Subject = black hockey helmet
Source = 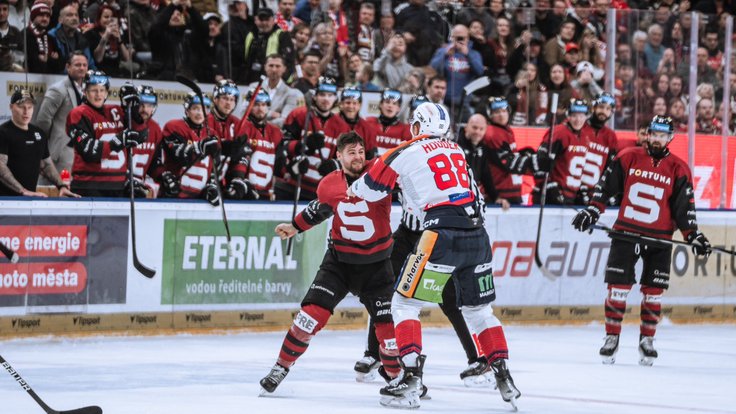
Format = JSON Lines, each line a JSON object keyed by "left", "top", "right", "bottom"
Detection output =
{"left": 245, "top": 88, "right": 271, "bottom": 105}
{"left": 137, "top": 85, "right": 158, "bottom": 107}
{"left": 315, "top": 76, "right": 338, "bottom": 95}
{"left": 648, "top": 115, "right": 674, "bottom": 135}
{"left": 83, "top": 70, "right": 110, "bottom": 91}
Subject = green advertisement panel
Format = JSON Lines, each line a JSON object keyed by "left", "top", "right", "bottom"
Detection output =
{"left": 161, "top": 219, "right": 328, "bottom": 304}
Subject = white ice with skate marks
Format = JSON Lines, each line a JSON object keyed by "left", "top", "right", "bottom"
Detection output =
{"left": 1, "top": 324, "right": 736, "bottom": 414}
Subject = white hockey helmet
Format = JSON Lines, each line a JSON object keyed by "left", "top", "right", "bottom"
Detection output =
{"left": 410, "top": 102, "right": 451, "bottom": 138}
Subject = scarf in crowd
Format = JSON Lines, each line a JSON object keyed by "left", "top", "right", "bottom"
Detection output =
{"left": 29, "top": 22, "right": 50, "bottom": 60}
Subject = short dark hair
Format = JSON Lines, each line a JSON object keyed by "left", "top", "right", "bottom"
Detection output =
{"left": 66, "top": 50, "right": 87, "bottom": 65}
{"left": 360, "top": 1, "right": 375, "bottom": 11}
{"left": 336, "top": 131, "right": 364, "bottom": 152}
{"left": 428, "top": 75, "right": 446, "bottom": 87}
{"left": 265, "top": 53, "right": 285, "bottom": 65}
{"left": 302, "top": 49, "right": 322, "bottom": 62}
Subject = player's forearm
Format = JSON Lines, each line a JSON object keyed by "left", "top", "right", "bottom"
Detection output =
{"left": 39, "top": 157, "right": 65, "bottom": 188}
{"left": 0, "top": 155, "right": 27, "bottom": 194}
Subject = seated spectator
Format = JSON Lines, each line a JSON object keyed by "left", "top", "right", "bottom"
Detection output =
{"left": 372, "top": 12, "right": 394, "bottom": 58}
{"left": 508, "top": 30, "right": 546, "bottom": 84}
{"left": 84, "top": 4, "right": 132, "bottom": 77}
{"left": 354, "top": 2, "right": 376, "bottom": 63}
{"left": 668, "top": 74, "right": 686, "bottom": 105}
{"left": 325, "top": 0, "right": 349, "bottom": 46}
{"left": 664, "top": 21, "right": 686, "bottom": 67}
{"left": 562, "top": 42, "right": 581, "bottom": 80}
{"left": 292, "top": 49, "right": 321, "bottom": 95}
{"left": 653, "top": 73, "right": 670, "bottom": 98}
{"left": 244, "top": 7, "right": 296, "bottom": 84}
{"left": 570, "top": 60, "right": 603, "bottom": 102}
{"left": 696, "top": 98, "right": 722, "bottom": 134}
{"left": 696, "top": 82, "right": 716, "bottom": 104}
{"left": 148, "top": 0, "right": 206, "bottom": 81}
{"left": 49, "top": 4, "right": 95, "bottom": 69}
{"left": 293, "top": 0, "right": 322, "bottom": 26}
{"left": 457, "top": 0, "right": 495, "bottom": 39}
{"left": 221, "top": 0, "right": 255, "bottom": 83}
{"left": 644, "top": 24, "right": 665, "bottom": 75}
{"left": 678, "top": 47, "right": 719, "bottom": 88}
{"left": 250, "top": 54, "right": 304, "bottom": 128}
{"left": 702, "top": 25, "right": 723, "bottom": 72}
{"left": 579, "top": 28, "right": 603, "bottom": 68}
{"left": 425, "top": 75, "right": 446, "bottom": 104}
{"left": 353, "top": 63, "right": 380, "bottom": 92}
{"left": 616, "top": 43, "right": 632, "bottom": 65}
{"left": 291, "top": 22, "right": 311, "bottom": 62}
{"left": 656, "top": 48, "right": 676, "bottom": 76}
{"left": 545, "top": 63, "right": 574, "bottom": 124}
{"left": 543, "top": 18, "right": 576, "bottom": 68}
{"left": 508, "top": 62, "right": 548, "bottom": 126}
{"left": 430, "top": 24, "right": 483, "bottom": 110}
{"left": 397, "top": 67, "right": 424, "bottom": 95}
{"left": 468, "top": 18, "right": 496, "bottom": 80}
{"left": 373, "top": 33, "right": 413, "bottom": 90}
{"left": 0, "top": 36, "right": 22, "bottom": 71}
{"left": 0, "top": 90, "right": 79, "bottom": 197}
{"left": 396, "top": 0, "right": 446, "bottom": 67}
{"left": 197, "top": 12, "right": 227, "bottom": 83}
{"left": 535, "top": 0, "right": 562, "bottom": 40}
{"left": 0, "top": 0, "right": 21, "bottom": 56}
{"left": 488, "top": 16, "right": 514, "bottom": 95}
{"left": 631, "top": 30, "right": 648, "bottom": 74}
{"left": 668, "top": 97, "right": 687, "bottom": 132}
{"left": 22, "top": 0, "right": 63, "bottom": 73}
{"left": 345, "top": 52, "right": 362, "bottom": 85}
{"left": 276, "top": 0, "right": 302, "bottom": 32}
{"left": 651, "top": 96, "right": 667, "bottom": 117}
{"left": 308, "top": 21, "right": 347, "bottom": 85}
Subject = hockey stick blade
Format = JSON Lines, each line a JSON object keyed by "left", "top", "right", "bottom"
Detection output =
{"left": 1, "top": 355, "right": 103, "bottom": 414}
{"left": 463, "top": 76, "right": 490, "bottom": 96}
{"left": 133, "top": 251, "right": 156, "bottom": 278}
{"left": 175, "top": 74, "right": 202, "bottom": 97}
{"left": 0, "top": 242, "right": 19, "bottom": 263}
{"left": 533, "top": 93, "right": 559, "bottom": 281}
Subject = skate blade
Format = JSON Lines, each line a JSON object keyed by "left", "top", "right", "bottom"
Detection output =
{"left": 356, "top": 369, "right": 378, "bottom": 383}
{"left": 259, "top": 387, "right": 273, "bottom": 397}
{"left": 379, "top": 393, "right": 420, "bottom": 409}
{"left": 600, "top": 355, "right": 616, "bottom": 365}
{"left": 638, "top": 356, "right": 655, "bottom": 366}
{"left": 508, "top": 396, "right": 519, "bottom": 412}
{"left": 463, "top": 373, "right": 494, "bottom": 388}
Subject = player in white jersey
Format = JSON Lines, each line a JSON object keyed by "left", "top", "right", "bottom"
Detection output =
{"left": 348, "top": 103, "right": 520, "bottom": 410}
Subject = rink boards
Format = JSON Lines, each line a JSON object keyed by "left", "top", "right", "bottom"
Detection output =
{"left": 0, "top": 199, "right": 734, "bottom": 336}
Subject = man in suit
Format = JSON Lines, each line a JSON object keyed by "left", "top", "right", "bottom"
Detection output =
{"left": 248, "top": 53, "right": 303, "bottom": 128}
{"left": 33, "top": 51, "right": 88, "bottom": 185}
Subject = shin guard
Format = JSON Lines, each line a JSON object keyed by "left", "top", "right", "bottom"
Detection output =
{"left": 605, "top": 284, "right": 632, "bottom": 335}
{"left": 374, "top": 322, "right": 401, "bottom": 378}
{"left": 277, "top": 304, "right": 331, "bottom": 368}
{"left": 640, "top": 286, "right": 664, "bottom": 337}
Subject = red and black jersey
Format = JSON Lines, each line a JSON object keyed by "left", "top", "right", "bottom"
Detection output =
{"left": 483, "top": 123, "right": 525, "bottom": 200}
{"left": 591, "top": 146, "right": 698, "bottom": 240}
{"left": 131, "top": 118, "right": 164, "bottom": 181}
{"left": 365, "top": 116, "right": 411, "bottom": 156}
{"left": 161, "top": 118, "right": 211, "bottom": 199}
{"left": 235, "top": 119, "right": 283, "bottom": 199}
{"left": 323, "top": 113, "right": 377, "bottom": 159}
{"left": 537, "top": 122, "right": 592, "bottom": 200}
{"left": 280, "top": 106, "right": 333, "bottom": 195}
{"left": 66, "top": 103, "right": 126, "bottom": 191}
{"left": 293, "top": 161, "right": 393, "bottom": 264}
{"left": 207, "top": 112, "right": 240, "bottom": 142}
{"left": 581, "top": 123, "right": 618, "bottom": 188}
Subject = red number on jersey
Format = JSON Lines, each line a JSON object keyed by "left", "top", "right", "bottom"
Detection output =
{"left": 427, "top": 153, "right": 470, "bottom": 190}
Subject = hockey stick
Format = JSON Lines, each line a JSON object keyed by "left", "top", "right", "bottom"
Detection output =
{"left": 1, "top": 354, "right": 102, "bottom": 414}
{"left": 590, "top": 224, "right": 735, "bottom": 256}
{"left": 533, "top": 93, "right": 559, "bottom": 280}
{"left": 236, "top": 74, "right": 267, "bottom": 133}
{"left": 176, "top": 75, "right": 233, "bottom": 252}
{"left": 0, "top": 241, "right": 19, "bottom": 263}
{"left": 285, "top": 107, "right": 313, "bottom": 258}
{"left": 123, "top": 101, "right": 156, "bottom": 278}
{"left": 454, "top": 76, "right": 490, "bottom": 135}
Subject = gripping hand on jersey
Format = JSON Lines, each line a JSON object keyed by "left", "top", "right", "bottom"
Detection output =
{"left": 226, "top": 177, "right": 259, "bottom": 200}
{"left": 124, "top": 177, "right": 148, "bottom": 198}
{"left": 197, "top": 136, "right": 221, "bottom": 157}
{"left": 288, "top": 155, "right": 309, "bottom": 176}
{"left": 160, "top": 171, "right": 180, "bottom": 197}
{"left": 204, "top": 181, "right": 221, "bottom": 206}
{"left": 687, "top": 230, "right": 712, "bottom": 258}
{"left": 572, "top": 205, "right": 600, "bottom": 232}
{"left": 305, "top": 131, "right": 325, "bottom": 154}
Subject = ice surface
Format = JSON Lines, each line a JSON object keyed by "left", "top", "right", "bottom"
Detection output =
{"left": 1, "top": 323, "right": 735, "bottom": 414}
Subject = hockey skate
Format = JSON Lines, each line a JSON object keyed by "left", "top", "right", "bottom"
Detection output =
{"left": 490, "top": 359, "right": 521, "bottom": 412}
{"left": 460, "top": 357, "right": 494, "bottom": 387}
{"left": 379, "top": 355, "right": 425, "bottom": 409}
{"left": 354, "top": 355, "right": 381, "bottom": 382}
{"left": 378, "top": 366, "right": 430, "bottom": 400}
{"left": 259, "top": 364, "right": 289, "bottom": 395}
{"left": 600, "top": 334, "right": 620, "bottom": 365}
{"left": 638, "top": 335, "right": 658, "bottom": 366}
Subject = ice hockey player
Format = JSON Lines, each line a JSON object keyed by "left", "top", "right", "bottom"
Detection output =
{"left": 365, "top": 88, "right": 412, "bottom": 156}
{"left": 579, "top": 92, "right": 618, "bottom": 204}
{"left": 348, "top": 102, "right": 521, "bottom": 409}
{"left": 533, "top": 98, "right": 592, "bottom": 204}
{"left": 208, "top": 79, "right": 241, "bottom": 142}
{"left": 571, "top": 115, "right": 712, "bottom": 366}
{"left": 67, "top": 70, "right": 144, "bottom": 197}
{"left": 260, "top": 131, "right": 400, "bottom": 394}
{"left": 235, "top": 89, "right": 282, "bottom": 200}
{"left": 275, "top": 76, "right": 337, "bottom": 201}
{"left": 128, "top": 84, "right": 163, "bottom": 197}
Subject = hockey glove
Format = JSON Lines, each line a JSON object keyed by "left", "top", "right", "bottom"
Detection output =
{"left": 576, "top": 185, "right": 591, "bottom": 205}
{"left": 686, "top": 230, "right": 712, "bottom": 258}
{"left": 119, "top": 82, "right": 139, "bottom": 107}
{"left": 160, "top": 171, "right": 180, "bottom": 197}
{"left": 124, "top": 177, "right": 149, "bottom": 198}
{"left": 197, "top": 136, "right": 221, "bottom": 157}
{"left": 204, "top": 182, "right": 221, "bottom": 206}
{"left": 288, "top": 155, "right": 310, "bottom": 176}
{"left": 543, "top": 181, "right": 565, "bottom": 205}
{"left": 225, "top": 177, "right": 259, "bottom": 200}
{"left": 571, "top": 206, "right": 600, "bottom": 232}
{"left": 317, "top": 159, "right": 340, "bottom": 176}
{"left": 109, "top": 134, "right": 125, "bottom": 152}
{"left": 305, "top": 131, "right": 325, "bottom": 154}
{"left": 122, "top": 130, "right": 145, "bottom": 148}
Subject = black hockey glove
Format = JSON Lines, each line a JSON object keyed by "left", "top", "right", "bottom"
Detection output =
{"left": 122, "top": 130, "right": 145, "bottom": 148}
{"left": 204, "top": 182, "right": 221, "bottom": 206}
{"left": 686, "top": 230, "right": 712, "bottom": 258}
{"left": 571, "top": 205, "right": 600, "bottom": 232}
{"left": 119, "top": 82, "right": 139, "bottom": 107}
{"left": 317, "top": 159, "right": 340, "bottom": 176}
{"left": 288, "top": 155, "right": 310, "bottom": 176}
{"left": 160, "top": 171, "right": 180, "bottom": 197}
{"left": 543, "top": 181, "right": 565, "bottom": 205}
{"left": 108, "top": 134, "right": 125, "bottom": 152}
{"left": 305, "top": 131, "right": 325, "bottom": 154}
{"left": 124, "top": 177, "right": 148, "bottom": 198}
{"left": 197, "top": 136, "right": 221, "bottom": 157}
{"left": 225, "top": 177, "right": 259, "bottom": 200}
{"left": 576, "top": 184, "right": 591, "bottom": 205}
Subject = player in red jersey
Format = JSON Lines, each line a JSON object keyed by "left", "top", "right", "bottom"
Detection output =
{"left": 235, "top": 89, "right": 282, "bottom": 200}
{"left": 365, "top": 88, "right": 412, "bottom": 156}
{"left": 275, "top": 76, "right": 338, "bottom": 201}
{"left": 67, "top": 70, "right": 144, "bottom": 197}
{"left": 127, "top": 84, "right": 164, "bottom": 198}
{"left": 259, "top": 131, "right": 399, "bottom": 394}
{"left": 159, "top": 93, "right": 221, "bottom": 202}
{"left": 483, "top": 97, "right": 534, "bottom": 204}
{"left": 533, "top": 98, "right": 593, "bottom": 204}
{"left": 572, "top": 115, "right": 712, "bottom": 366}
{"left": 579, "top": 92, "right": 619, "bottom": 204}
{"left": 207, "top": 79, "right": 240, "bottom": 142}
{"left": 319, "top": 87, "right": 378, "bottom": 176}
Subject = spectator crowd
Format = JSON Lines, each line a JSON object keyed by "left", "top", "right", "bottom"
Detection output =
{"left": 1, "top": 0, "right": 735, "bottom": 205}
